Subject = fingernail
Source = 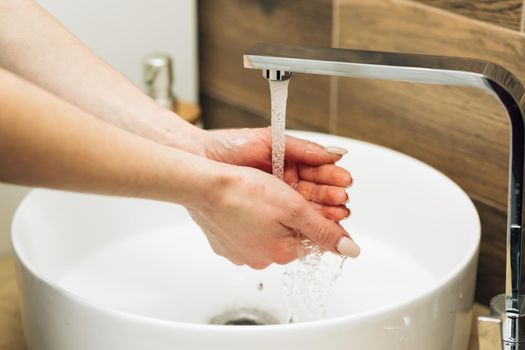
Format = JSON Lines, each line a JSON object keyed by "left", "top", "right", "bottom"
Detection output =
{"left": 342, "top": 191, "right": 349, "bottom": 205}
{"left": 336, "top": 236, "right": 360, "bottom": 258}
{"left": 346, "top": 177, "right": 354, "bottom": 188}
{"left": 325, "top": 146, "right": 348, "bottom": 155}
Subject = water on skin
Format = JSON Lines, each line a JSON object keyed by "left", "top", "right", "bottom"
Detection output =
{"left": 269, "top": 79, "right": 347, "bottom": 322}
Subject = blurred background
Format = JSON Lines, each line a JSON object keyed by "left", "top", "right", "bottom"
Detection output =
{"left": 2, "top": 0, "right": 525, "bottom": 306}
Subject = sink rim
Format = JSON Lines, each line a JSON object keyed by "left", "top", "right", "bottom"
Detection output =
{"left": 11, "top": 130, "right": 481, "bottom": 331}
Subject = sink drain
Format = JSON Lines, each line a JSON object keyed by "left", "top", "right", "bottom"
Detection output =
{"left": 209, "top": 308, "right": 280, "bottom": 326}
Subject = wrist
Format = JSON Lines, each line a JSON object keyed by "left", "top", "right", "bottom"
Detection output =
{"left": 174, "top": 152, "right": 232, "bottom": 209}
{"left": 133, "top": 107, "right": 209, "bottom": 156}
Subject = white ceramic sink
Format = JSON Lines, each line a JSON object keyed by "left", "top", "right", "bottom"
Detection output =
{"left": 12, "top": 131, "right": 480, "bottom": 350}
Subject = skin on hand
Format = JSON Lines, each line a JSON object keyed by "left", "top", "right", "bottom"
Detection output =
{"left": 204, "top": 127, "right": 353, "bottom": 221}
{"left": 186, "top": 164, "right": 360, "bottom": 270}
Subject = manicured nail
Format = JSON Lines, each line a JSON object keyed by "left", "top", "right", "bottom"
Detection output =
{"left": 336, "top": 236, "right": 360, "bottom": 258}
{"left": 342, "top": 191, "right": 349, "bottom": 204}
{"left": 325, "top": 146, "right": 348, "bottom": 155}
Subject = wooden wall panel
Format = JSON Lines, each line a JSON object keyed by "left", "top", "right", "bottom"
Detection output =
{"left": 474, "top": 199, "right": 506, "bottom": 304}
{"left": 336, "top": 0, "right": 525, "bottom": 302}
{"left": 413, "top": 0, "right": 523, "bottom": 31}
{"left": 336, "top": 81, "right": 509, "bottom": 209}
{"left": 336, "top": 0, "right": 525, "bottom": 208}
{"left": 201, "top": 93, "right": 322, "bottom": 131}
{"left": 0, "top": 257, "right": 25, "bottom": 350}
{"left": 198, "top": 0, "right": 334, "bottom": 131}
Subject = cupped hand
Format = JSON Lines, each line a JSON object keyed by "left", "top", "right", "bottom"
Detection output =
{"left": 186, "top": 164, "right": 360, "bottom": 269}
{"left": 204, "top": 127, "right": 353, "bottom": 221}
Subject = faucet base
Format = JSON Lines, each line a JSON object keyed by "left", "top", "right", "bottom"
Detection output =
{"left": 479, "top": 294, "right": 525, "bottom": 349}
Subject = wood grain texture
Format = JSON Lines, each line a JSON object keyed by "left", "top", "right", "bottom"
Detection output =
{"left": 470, "top": 303, "right": 490, "bottom": 350}
{"left": 336, "top": 0, "right": 525, "bottom": 209}
{"left": 336, "top": 80, "right": 509, "bottom": 209}
{"left": 201, "top": 93, "right": 323, "bottom": 131}
{"left": 202, "top": 94, "right": 269, "bottom": 129}
{"left": 336, "top": 0, "right": 525, "bottom": 303}
{"left": 198, "top": 0, "right": 334, "bottom": 131}
{"left": 413, "top": 0, "right": 523, "bottom": 31}
{"left": 0, "top": 256, "right": 26, "bottom": 350}
{"left": 474, "top": 198, "right": 506, "bottom": 304}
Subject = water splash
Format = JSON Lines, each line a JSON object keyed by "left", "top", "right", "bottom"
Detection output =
{"left": 268, "top": 79, "right": 347, "bottom": 322}
{"left": 283, "top": 240, "right": 347, "bottom": 322}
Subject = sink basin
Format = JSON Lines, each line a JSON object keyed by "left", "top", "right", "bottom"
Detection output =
{"left": 12, "top": 131, "right": 480, "bottom": 350}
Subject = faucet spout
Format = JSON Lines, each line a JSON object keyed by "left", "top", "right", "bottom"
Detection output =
{"left": 263, "top": 69, "right": 291, "bottom": 81}
{"left": 244, "top": 43, "right": 525, "bottom": 347}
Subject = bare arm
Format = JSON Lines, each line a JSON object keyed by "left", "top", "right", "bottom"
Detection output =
{"left": 0, "top": 0, "right": 205, "bottom": 154}
{"left": 0, "top": 67, "right": 214, "bottom": 204}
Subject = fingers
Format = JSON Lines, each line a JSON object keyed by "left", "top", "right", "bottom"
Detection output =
{"left": 285, "top": 202, "right": 360, "bottom": 258}
{"left": 298, "top": 164, "right": 352, "bottom": 187}
{"left": 241, "top": 238, "right": 301, "bottom": 269}
{"left": 206, "top": 237, "right": 245, "bottom": 266}
{"left": 285, "top": 135, "right": 348, "bottom": 166}
{"left": 270, "top": 234, "right": 305, "bottom": 265}
{"left": 295, "top": 180, "right": 349, "bottom": 206}
{"left": 308, "top": 201, "right": 350, "bottom": 221}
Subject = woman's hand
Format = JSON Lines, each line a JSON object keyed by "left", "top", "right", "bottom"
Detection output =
{"left": 186, "top": 163, "right": 360, "bottom": 269}
{"left": 204, "top": 127, "right": 353, "bottom": 221}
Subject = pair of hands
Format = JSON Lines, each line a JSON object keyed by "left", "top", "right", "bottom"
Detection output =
{"left": 186, "top": 127, "right": 360, "bottom": 269}
{"left": 0, "top": 0, "right": 357, "bottom": 268}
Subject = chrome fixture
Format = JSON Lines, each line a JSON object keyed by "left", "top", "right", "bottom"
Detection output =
{"left": 263, "top": 68, "right": 291, "bottom": 81}
{"left": 244, "top": 43, "right": 525, "bottom": 349}
{"left": 143, "top": 53, "right": 177, "bottom": 110}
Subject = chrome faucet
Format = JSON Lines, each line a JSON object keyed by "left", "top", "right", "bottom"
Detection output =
{"left": 244, "top": 43, "right": 525, "bottom": 349}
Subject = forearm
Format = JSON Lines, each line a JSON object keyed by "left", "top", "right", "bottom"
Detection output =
{"left": 0, "top": 0, "right": 207, "bottom": 154}
{"left": 0, "top": 67, "right": 220, "bottom": 206}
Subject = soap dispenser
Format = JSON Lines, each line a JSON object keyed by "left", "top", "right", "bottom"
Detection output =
{"left": 143, "top": 53, "right": 201, "bottom": 125}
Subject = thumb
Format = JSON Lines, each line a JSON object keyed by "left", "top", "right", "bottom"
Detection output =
{"left": 285, "top": 202, "right": 360, "bottom": 258}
